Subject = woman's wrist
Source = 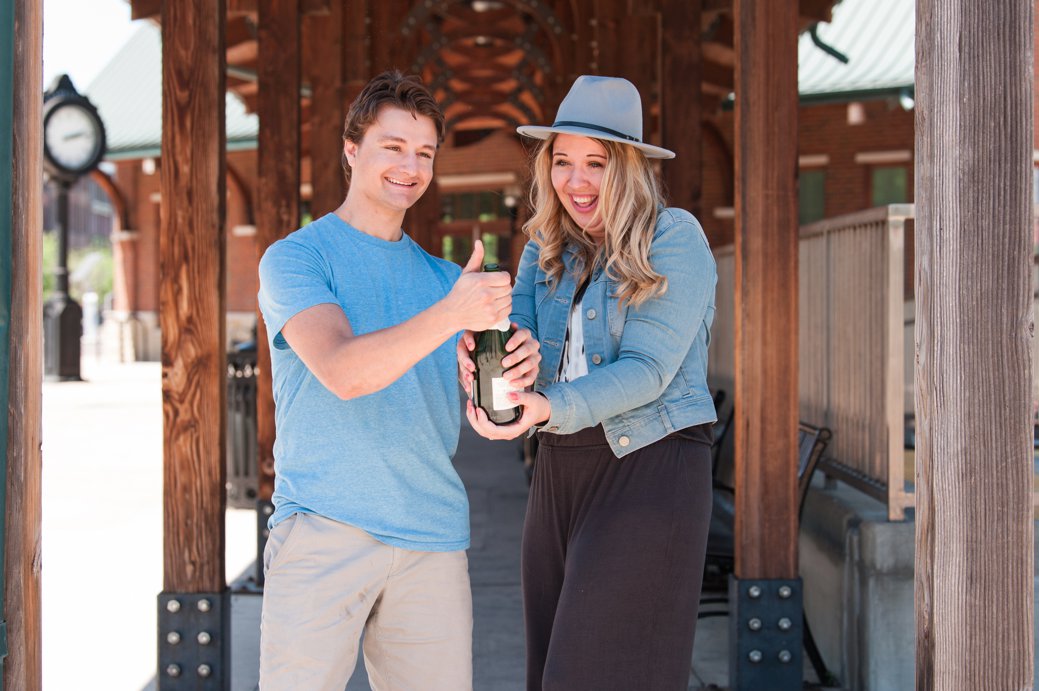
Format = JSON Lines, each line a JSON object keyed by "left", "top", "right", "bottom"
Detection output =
{"left": 532, "top": 392, "right": 551, "bottom": 428}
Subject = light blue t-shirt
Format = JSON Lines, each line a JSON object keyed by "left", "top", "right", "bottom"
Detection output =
{"left": 257, "top": 212, "right": 468, "bottom": 551}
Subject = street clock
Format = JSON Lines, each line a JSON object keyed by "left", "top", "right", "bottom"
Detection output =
{"left": 42, "top": 74, "right": 106, "bottom": 181}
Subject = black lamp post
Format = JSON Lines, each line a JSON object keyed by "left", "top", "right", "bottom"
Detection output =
{"left": 41, "top": 74, "right": 106, "bottom": 381}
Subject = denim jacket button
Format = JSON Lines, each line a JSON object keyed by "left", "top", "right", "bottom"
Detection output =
{"left": 586, "top": 308, "right": 597, "bottom": 320}
{"left": 618, "top": 436, "right": 631, "bottom": 447}
{"left": 591, "top": 354, "right": 602, "bottom": 365}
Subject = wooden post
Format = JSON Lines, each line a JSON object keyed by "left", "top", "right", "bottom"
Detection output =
{"left": 3, "top": 1, "right": 43, "bottom": 688}
{"left": 914, "top": 2, "right": 1034, "bottom": 688}
{"left": 594, "top": 0, "right": 657, "bottom": 136}
{"left": 729, "top": 2, "right": 799, "bottom": 686}
{"left": 305, "top": 1, "right": 345, "bottom": 218}
{"left": 733, "top": 0, "right": 799, "bottom": 581}
{"left": 256, "top": 0, "right": 301, "bottom": 500}
{"left": 160, "top": 0, "right": 227, "bottom": 593}
{"left": 343, "top": 0, "right": 370, "bottom": 106}
{"left": 661, "top": 0, "right": 702, "bottom": 216}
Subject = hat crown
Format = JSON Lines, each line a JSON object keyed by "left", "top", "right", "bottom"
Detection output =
{"left": 554, "top": 76, "right": 643, "bottom": 143}
{"left": 515, "top": 74, "right": 674, "bottom": 158}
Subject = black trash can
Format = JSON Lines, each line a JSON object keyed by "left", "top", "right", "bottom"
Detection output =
{"left": 226, "top": 347, "right": 259, "bottom": 509}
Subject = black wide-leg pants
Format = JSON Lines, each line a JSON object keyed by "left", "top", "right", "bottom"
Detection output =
{"left": 521, "top": 423, "right": 713, "bottom": 691}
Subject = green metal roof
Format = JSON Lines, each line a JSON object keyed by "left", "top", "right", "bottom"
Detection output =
{"left": 86, "top": 22, "right": 258, "bottom": 160}
{"left": 798, "top": 0, "right": 914, "bottom": 100}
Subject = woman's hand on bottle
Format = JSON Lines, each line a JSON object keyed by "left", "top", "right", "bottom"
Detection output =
{"left": 456, "top": 326, "right": 541, "bottom": 391}
{"left": 457, "top": 330, "right": 476, "bottom": 390}
{"left": 465, "top": 391, "right": 551, "bottom": 441}
{"left": 501, "top": 328, "right": 541, "bottom": 387}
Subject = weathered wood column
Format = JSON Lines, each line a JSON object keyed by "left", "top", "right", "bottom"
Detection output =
{"left": 594, "top": 0, "right": 657, "bottom": 138}
{"left": 305, "top": 1, "right": 345, "bottom": 218}
{"left": 256, "top": 0, "right": 301, "bottom": 507}
{"left": 914, "top": 2, "right": 1034, "bottom": 688}
{"left": 3, "top": 1, "right": 43, "bottom": 688}
{"left": 343, "top": 0, "right": 370, "bottom": 106}
{"left": 661, "top": 0, "right": 702, "bottom": 216}
{"left": 731, "top": 0, "right": 800, "bottom": 688}
{"left": 158, "top": 0, "right": 228, "bottom": 685}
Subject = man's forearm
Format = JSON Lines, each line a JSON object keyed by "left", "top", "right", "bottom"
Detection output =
{"left": 322, "top": 300, "right": 463, "bottom": 400}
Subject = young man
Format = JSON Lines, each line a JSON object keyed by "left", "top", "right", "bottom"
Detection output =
{"left": 256, "top": 71, "right": 539, "bottom": 690}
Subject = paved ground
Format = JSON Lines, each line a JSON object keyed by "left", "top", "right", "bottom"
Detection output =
{"left": 41, "top": 357, "right": 731, "bottom": 691}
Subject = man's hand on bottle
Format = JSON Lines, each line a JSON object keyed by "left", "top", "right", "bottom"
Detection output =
{"left": 443, "top": 240, "right": 513, "bottom": 332}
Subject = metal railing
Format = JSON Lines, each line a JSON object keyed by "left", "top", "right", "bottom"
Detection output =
{"left": 709, "top": 205, "right": 915, "bottom": 520}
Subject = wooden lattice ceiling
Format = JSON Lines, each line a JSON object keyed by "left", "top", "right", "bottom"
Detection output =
{"left": 398, "top": 0, "right": 565, "bottom": 131}
{"left": 130, "top": 0, "right": 840, "bottom": 135}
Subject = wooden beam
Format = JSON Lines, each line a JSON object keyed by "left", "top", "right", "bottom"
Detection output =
{"left": 131, "top": 0, "right": 161, "bottom": 20}
{"left": 369, "top": 0, "right": 395, "bottom": 73}
{"left": 732, "top": 0, "right": 799, "bottom": 579}
{"left": 5, "top": 0, "right": 43, "bottom": 687}
{"left": 226, "top": 39, "right": 258, "bottom": 66}
{"left": 662, "top": 0, "right": 702, "bottom": 216}
{"left": 226, "top": 14, "right": 257, "bottom": 46}
{"left": 798, "top": 0, "right": 835, "bottom": 23}
{"left": 702, "top": 41, "right": 735, "bottom": 67}
{"left": 594, "top": 0, "right": 625, "bottom": 78}
{"left": 256, "top": 0, "right": 301, "bottom": 501}
{"left": 304, "top": 0, "right": 345, "bottom": 218}
{"left": 594, "top": 0, "right": 658, "bottom": 142}
{"left": 914, "top": 1, "right": 1034, "bottom": 687}
{"left": 230, "top": 0, "right": 329, "bottom": 15}
{"left": 343, "top": 0, "right": 370, "bottom": 99}
{"left": 702, "top": 58, "right": 733, "bottom": 92}
{"left": 702, "top": 13, "right": 735, "bottom": 66}
{"left": 160, "top": 0, "right": 227, "bottom": 592}
{"left": 568, "top": 0, "right": 594, "bottom": 80}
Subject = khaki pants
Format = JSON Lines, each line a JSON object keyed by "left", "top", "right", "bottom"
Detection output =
{"left": 259, "top": 513, "right": 473, "bottom": 691}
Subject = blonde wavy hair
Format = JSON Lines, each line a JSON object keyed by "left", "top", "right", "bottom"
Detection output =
{"left": 522, "top": 135, "right": 667, "bottom": 309}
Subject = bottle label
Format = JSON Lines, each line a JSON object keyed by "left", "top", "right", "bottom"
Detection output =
{"left": 491, "top": 377, "right": 520, "bottom": 411}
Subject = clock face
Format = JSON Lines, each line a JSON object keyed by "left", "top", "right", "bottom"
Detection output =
{"left": 44, "top": 102, "right": 103, "bottom": 174}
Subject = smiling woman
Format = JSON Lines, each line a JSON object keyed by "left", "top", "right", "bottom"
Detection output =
{"left": 459, "top": 75, "right": 718, "bottom": 691}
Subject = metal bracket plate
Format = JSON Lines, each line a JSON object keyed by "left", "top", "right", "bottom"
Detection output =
{"left": 157, "top": 591, "right": 229, "bottom": 690}
{"left": 728, "top": 576, "right": 804, "bottom": 690}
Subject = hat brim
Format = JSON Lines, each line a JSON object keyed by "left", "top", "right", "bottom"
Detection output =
{"left": 516, "top": 124, "right": 676, "bottom": 160}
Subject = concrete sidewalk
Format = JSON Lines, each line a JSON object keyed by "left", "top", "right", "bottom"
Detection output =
{"left": 41, "top": 358, "right": 729, "bottom": 690}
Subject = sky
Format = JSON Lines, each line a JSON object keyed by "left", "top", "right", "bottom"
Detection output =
{"left": 42, "top": 0, "right": 140, "bottom": 92}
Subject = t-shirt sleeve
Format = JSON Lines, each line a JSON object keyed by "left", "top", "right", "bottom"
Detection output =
{"left": 257, "top": 237, "right": 338, "bottom": 351}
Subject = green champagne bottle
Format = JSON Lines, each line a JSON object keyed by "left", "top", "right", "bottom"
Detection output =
{"left": 472, "top": 263, "right": 522, "bottom": 425}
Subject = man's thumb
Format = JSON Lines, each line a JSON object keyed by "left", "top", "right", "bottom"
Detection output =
{"left": 462, "top": 239, "right": 485, "bottom": 274}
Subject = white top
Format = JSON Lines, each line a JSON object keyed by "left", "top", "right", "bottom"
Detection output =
{"left": 558, "top": 294, "right": 589, "bottom": 383}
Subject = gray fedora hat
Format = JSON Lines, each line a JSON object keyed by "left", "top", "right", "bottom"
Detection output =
{"left": 517, "top": 75, "right": 675, "bottom": 159}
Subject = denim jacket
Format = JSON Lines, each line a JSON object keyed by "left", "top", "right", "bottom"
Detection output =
{"left": 511, "top": 207, "right": 718, "bottom": 457}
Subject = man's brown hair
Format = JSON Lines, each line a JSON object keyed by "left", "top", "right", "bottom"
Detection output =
{"left": 341, "top": 70, "right": 446, "bottom": 181}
